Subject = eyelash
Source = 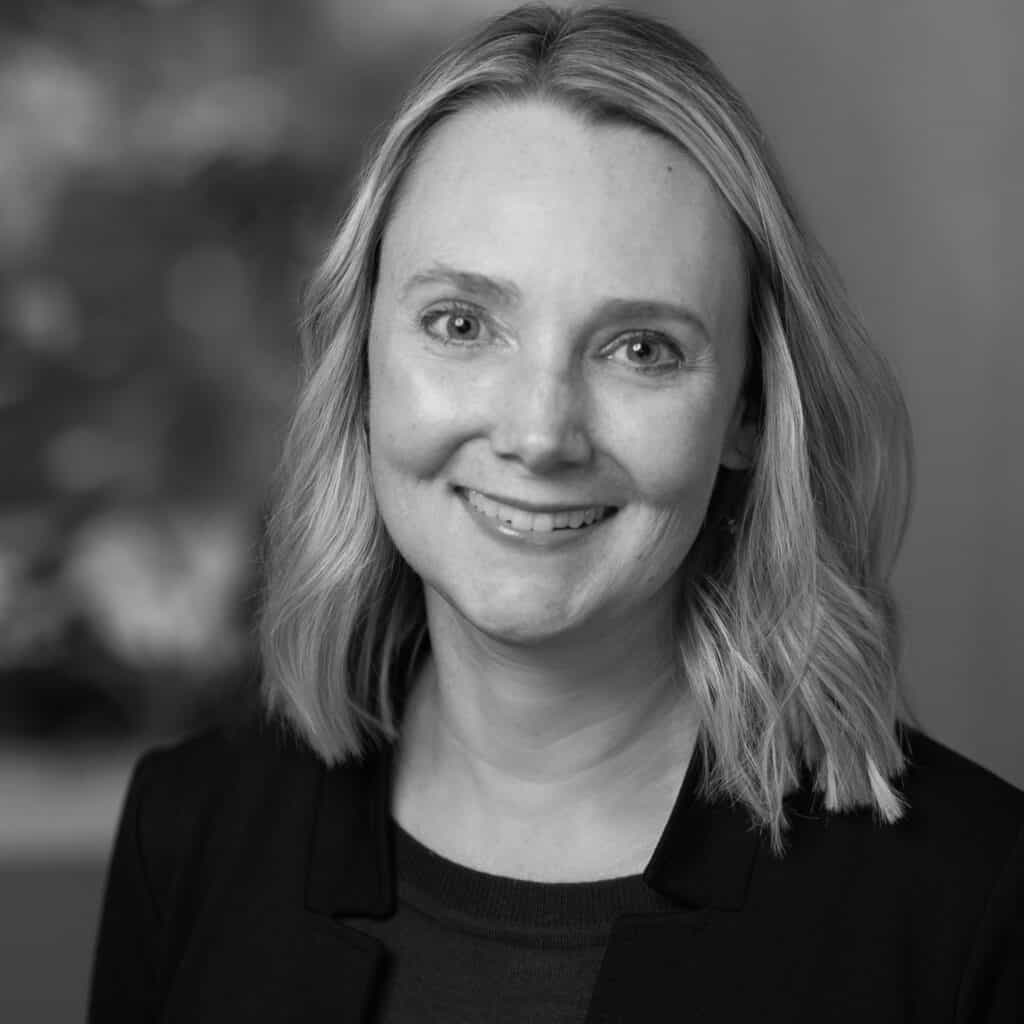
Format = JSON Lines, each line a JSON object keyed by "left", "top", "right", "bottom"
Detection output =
{"left": 418, "top": 302, "right": 685, "bottom": 375}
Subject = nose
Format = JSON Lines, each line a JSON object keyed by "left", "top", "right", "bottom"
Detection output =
{"left": 489, "top": 359, "right": 593, "bottom": 472}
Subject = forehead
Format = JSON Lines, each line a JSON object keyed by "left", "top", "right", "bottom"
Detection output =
{"left": 379, "top": 100, "right": 746, "bottom": 324}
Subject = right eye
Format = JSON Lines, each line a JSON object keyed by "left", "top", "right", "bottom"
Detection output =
{"left": 420, "top": 302, "right": 493, "bottom": 345}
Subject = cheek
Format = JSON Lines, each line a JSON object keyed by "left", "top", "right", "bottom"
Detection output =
{"left": 614, "top": 396, "right": 728, "bottom": 507}
{"left": 618, "top": 417, "right": 724, "bottom": 592}
{"left": 368, "top": 336, "right": 462, "bottom": 480}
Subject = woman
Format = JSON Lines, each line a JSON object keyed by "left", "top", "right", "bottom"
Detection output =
{"left": 89, "top": 5, "right": 1023, "bottom": 1022}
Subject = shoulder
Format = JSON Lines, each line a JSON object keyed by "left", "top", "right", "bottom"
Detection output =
{"left": 121, "top": 715, "right": 321, "bottom": 916}
{"left": 780, "top": 726, "right": 1024, "bottom": 920}
{"left": 892, "top": 726, "right": 1024, "bottom": 862}
{"left": 130, "top": 713, "right": 309, "bottom": 800}
{"left": 889, "top": 728, "right": 1024, "bottom": 928}
{"left": 128, "top": 719, "right": 259, "bottom": 828}
{"left": 130, "top": 727, "right": 233, "bottom": 821}
{"left": 787, "top": 726, "right": 1024, "bottom": 846}
{"left": 127, "top": 713, "right": 321, "bottom": 821}
{"left": 899, "top": 726, "right": 1023, "bottom": 807}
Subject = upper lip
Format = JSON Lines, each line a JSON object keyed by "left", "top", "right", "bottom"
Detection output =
{"left": 456, "top": 486, "right": 617, "bottom": 514}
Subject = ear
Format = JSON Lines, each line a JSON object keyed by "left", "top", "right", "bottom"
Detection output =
{"left": 720, "top": 395, "right": 758, "bottom": 470}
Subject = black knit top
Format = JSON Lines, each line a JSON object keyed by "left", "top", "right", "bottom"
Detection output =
{"left": 347, "top": 822, "right": 676, "bottom": 1023}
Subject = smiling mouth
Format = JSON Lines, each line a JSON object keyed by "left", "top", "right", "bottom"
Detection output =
{"left": 460, "top": 488, "right": 618, "bottom": 533}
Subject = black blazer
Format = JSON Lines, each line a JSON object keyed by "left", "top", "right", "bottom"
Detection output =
{"left": 89, "top": 721, "right": 1024, "bottom": 1022}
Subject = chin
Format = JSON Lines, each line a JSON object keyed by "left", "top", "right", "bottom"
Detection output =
{"left": 474, "top": 614, "right": 582, "bottom": 648}
{"left": 432, "top": 582, "right": 596, "bottom": 648}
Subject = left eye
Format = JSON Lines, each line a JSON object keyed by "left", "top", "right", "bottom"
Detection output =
{"left": 421, "top": 306, "right": 489, "bottom": 344}
{"left": 607, "top": 333, "right": 682, "bottom": 373}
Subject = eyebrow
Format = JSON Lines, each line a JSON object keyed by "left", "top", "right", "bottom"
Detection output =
{"left": 400, "top": 263, "right": 522, "bottom": 306}
{"left": 590, "top": 298, "right": 710, "bottom": 341}
{"left": 400, "top": 262, "right": 710, "bottom": 340}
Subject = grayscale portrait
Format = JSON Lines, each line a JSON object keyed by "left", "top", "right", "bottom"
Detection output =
{"left": 2, "top": 3, "right": 1019, "bottom": 1022}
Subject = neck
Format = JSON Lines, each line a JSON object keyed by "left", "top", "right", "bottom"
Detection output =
{"left": 393, "top": 590, "right": 698, "bottom": 879}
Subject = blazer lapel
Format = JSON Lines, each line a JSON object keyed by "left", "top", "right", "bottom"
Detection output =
{"left": 306, "top": 742, "right": 396, "bottom": 917}
{"left": 584, "top": 741, "right": 763, "bottom": 1023}
{"left": 642, "top": 741, "right": 761, "bottom": 910}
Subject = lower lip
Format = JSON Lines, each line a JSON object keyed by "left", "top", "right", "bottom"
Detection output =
{"left": 456, "top": 490, "right": 616, "bottom": 548}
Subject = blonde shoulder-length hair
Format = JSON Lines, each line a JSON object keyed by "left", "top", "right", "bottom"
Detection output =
{"left": 259, "top": 2, "right": 914, "bottom": 850}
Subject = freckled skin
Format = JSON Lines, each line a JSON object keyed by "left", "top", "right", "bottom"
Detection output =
{"left": 368, "top": 100, "right": 753, "bottom": 648}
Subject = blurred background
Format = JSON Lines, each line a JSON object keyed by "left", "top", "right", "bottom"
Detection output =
{"left": 1, "top": 0, "right": 1019, "bottom": 1019}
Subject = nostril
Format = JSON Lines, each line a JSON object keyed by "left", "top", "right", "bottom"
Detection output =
{"left": 490, "top": 425, "right": 593, "bottom": 470}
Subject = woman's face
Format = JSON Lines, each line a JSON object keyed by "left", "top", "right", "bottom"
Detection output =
{"left": 368, "top": 100, "right": 752, "bottom": 646}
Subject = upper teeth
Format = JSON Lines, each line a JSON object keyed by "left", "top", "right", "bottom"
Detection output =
{"left": 463, "top": 490, "right": 609, "bottom": 532}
